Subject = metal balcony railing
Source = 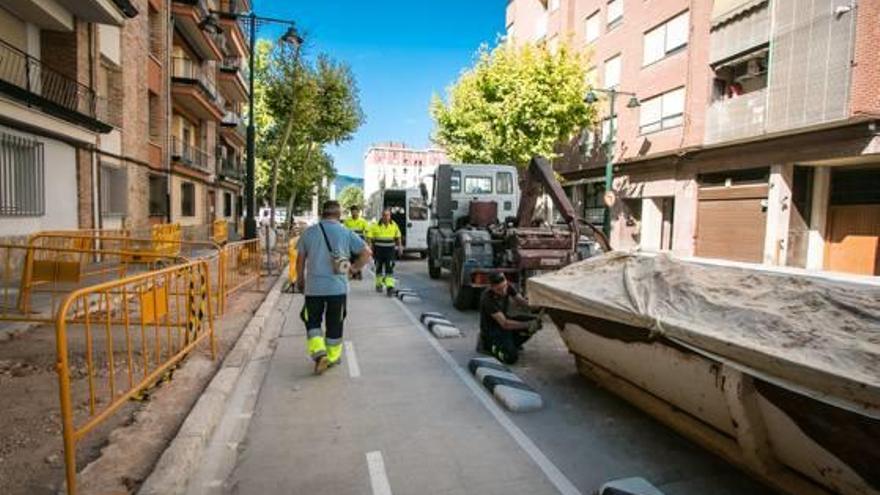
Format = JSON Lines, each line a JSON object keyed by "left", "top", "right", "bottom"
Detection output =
{"left": 0, "top": 38, "right": 108, "bottom": 130}
{"left": 171, "top": 136, "right": 211, "bottom": 171}
{"left": 216, "top": 155, "right": 243, "bottom": 180}
{"left": 171, "top": 56, "right": 225, "bottom": 109}
{"left": 220, "top": 57, "right": 242, "bottom": 71}
{"left": 221, "top": 110, "right": 241, "bottom": 126}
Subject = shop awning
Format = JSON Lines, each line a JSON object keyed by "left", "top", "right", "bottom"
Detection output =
{"left": 712, "top": 0, "right": 768, "bottom": 26}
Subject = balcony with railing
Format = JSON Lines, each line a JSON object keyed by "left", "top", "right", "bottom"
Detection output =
{"left": 219, "top": 110, "right": 246, "bottom": 146}
{"left": 171, "top": 57, "right": 225, "bottom": 120}
{"left": 218, "top": 56, "right": 248, "bottom": 102}
{"left": 216, "top": 154, "right": 243, "bottom": 182}
{"left": 0, "top": 38, "right": 111, "bottom": 133}
{"left": 216, "top": 0, "right": 250, "bottom": 58}
{"left": 171, "top": 136, "right": 211, "bottom": 173}
{"left": 705, "top": 88, "right": 768, "bottom": 144}
{"left": 171, "top": 0, "right": 224, "bottom": 61}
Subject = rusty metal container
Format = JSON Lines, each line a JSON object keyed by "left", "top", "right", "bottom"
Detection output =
{"left": 468, "top": 201, "right": 498, "bottom": 227}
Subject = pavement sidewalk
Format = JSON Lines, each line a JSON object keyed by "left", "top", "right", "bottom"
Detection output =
{"left": 212, "top": 279, "right": 569, "bottom": 495}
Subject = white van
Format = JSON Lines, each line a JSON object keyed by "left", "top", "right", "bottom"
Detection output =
{"left": 366, "top": 187, "right": 430, "bottom": 257}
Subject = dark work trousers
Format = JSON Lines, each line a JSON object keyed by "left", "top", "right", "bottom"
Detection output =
{"left": 488, "top": 315, "right": 537, "bottom": 365}
{"left": 373, "top": 245, "right": 396, "bottom": 281}
{"left": 300, "top": 295, "right": 347, "bottom": 343}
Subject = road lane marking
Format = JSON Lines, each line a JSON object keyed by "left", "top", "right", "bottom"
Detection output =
{"left": 366, "top": 450, "right": 393, "bottom": 495}
{"left": 345, "top": 341, "right": 361, "bottom": 378}
{"left": 394, "top": 298, "right": 582, "bottom": 495}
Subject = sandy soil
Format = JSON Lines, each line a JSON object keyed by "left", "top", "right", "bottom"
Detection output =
{"left": 0, "top": 276, "right": 276, "bottom": 495}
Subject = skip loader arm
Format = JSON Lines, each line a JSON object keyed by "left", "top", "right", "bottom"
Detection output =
{"left": 516, "top": 156, "right": 611, "bottom": 252}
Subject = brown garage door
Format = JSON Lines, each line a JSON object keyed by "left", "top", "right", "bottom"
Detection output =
{"left": 695, "top": 184, "right": 768, "bottom": 263}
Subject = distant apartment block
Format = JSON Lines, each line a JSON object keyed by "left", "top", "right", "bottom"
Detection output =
{"left": 506, "top": 0, "right": 880, "bottom": 276}
{"left": 363, "top": 142, "right": 447, "bottom": 198}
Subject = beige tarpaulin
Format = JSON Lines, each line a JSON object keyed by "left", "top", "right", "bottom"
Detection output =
{"left": 527, "top": 252, "right": 880, "bottom": 414}
{"left": 711, "top": 0, "right": 767, "bottom": 24}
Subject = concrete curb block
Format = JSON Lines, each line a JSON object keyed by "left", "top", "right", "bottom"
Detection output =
{"left": 467, "top": 357, "right": 544, "bottom": 413}
{"left": 138, "top": 271, "right": 289, "bottom": 495}
{"left": 395, "top": 289, "right": 421, "bottom": 303}
{"left": 418, "top": 311, "right": 461, "bottom": 339}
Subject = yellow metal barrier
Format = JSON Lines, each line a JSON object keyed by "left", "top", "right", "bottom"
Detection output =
{"left": 212, "top": 220, "right": 229, "bottom": 245}
{"left": 288, "top": 237, "right": 298, "bottom": 284}
{"left": 55, "top": 259, "right": 215, "bottom": 495}
{"left": 2, "top": 240, "right": 180, "bottom": 323}
{"left": 217, "top": 239, "right": 261, "bottom": 314}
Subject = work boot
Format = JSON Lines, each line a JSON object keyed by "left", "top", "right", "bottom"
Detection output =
{"left": 314, "top": 355, "right": 330, "bottom": 375}
{"left": 375, "top": 275, "right": 385, "bottom": 292}
{"left": 385, "top": 276, "right": 396, "bottom": 297}
{"left": 307, "top": 335, "right": 327, "bottom": 374}
{"left": 327, "top": 342, "right": 343, "bottom": 368}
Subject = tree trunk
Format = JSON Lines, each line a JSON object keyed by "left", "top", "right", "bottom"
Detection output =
{"left": 269, "top": 116, "right": 296, "bottom": 229}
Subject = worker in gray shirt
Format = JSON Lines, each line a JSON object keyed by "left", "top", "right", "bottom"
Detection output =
{"left": 296, "top": 200, "right": 372, "bottom": 374}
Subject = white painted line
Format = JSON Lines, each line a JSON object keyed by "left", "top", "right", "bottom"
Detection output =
{"left": 345, "top": 341, "right": 361, "bottom": 378}
{"left": 394, "top": 298, "right": 582, "bottom": 495}
{"left": 366, "top": 450, "right": 393, "bottom": 495}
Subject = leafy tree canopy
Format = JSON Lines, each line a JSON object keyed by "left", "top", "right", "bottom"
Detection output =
{"left": 337, "top": 185, "right": 364, "bottom": 212}
{"left": 431, "top": 41, "right": 595, "bottom": 168}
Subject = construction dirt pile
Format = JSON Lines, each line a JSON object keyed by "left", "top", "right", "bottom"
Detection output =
{"left": 528, "top": 252, "right": 880, "bottom": 412}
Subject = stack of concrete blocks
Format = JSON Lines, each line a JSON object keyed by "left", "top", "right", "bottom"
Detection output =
{"left": 468, "top": 357, "right": 543, "bottom": 412}
{"left": 418, "top": 312, "right": 462, "bottom": 338}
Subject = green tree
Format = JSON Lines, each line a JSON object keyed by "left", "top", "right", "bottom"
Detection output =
{"left": 430, "top": 41, "right": 595, "bottom": 168}
{"left": 337, "top": 185, "right": 364, "bottom": 211}
{"left": 255, "top": 43, "right": 364, "bottom": 226}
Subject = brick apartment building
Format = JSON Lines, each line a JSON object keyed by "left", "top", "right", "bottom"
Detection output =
{"left": 0, "top": 0, "right": 248, "bottom": 239}
{"left": 507, "top": 0, "right": 880, "bottom": 276}
{"left": 363, "top": 142, "right": 448, "bottom": 198}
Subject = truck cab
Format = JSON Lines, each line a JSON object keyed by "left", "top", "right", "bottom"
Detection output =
{"left": 427, "top": 164, "right": 521, "bottom": 308}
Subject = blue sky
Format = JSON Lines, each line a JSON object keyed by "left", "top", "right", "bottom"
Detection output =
{"left": 252, "top": 0, "right": 507, "bottom": 178}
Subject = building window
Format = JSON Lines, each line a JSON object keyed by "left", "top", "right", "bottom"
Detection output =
{"left": 148, "top": 4, "right": 162, "bottom": 57}
{"left": 0, "top": 133, "right": 44, "bottom": 217}
{"left": 464, "top": 176, "right": 493, "bottom": 194}
{"left": 181, "top": 181, "right": 195, "bottom": 217}
{"left": 639, "top": 87, "right": 685, "bottom": 134}
{"left": 223, "top": 192, "right": 232, "bottom": 217}
{"left": 585, "top": 11, "right": 601, "bottom": 43}
{"left": 450, "top": 170, "right": 462, "bottom": 193}
{"left": 606, "top": 0, "right": 623, "bottom": 28}
{"left": 600, "top": 116, "right": 618, "bottom": 143}
{"left": 548, "top": 35, "right": 559, "bottom": 53}
{"left": 100, "top": 164, "right": 127, "bottom": 216}
{"left": 604, "top": 54, "right": 621, "bottom": 89}
{"left": 549, "top": 0, "right": 560, "bottom": 11}
{"left": 149, "top": 93, "right": 161, "bottom": 141}
{"left": 149, "top": 174, "right": 167, "bottom": 217}
{"left": 585, "top": 66, "right": 598, "bottom": 88}
{"left": 408, "top": 196, "right": 429, "bottom": 220}
{"left": 535, "top": 10, "right": 548, "bottom": 41}
{"left": 496, "top": 172, "right": 514, "bottom": 194}
{"left": 583, "top": 182, "right": 606, "bottom": 226}
{"left": 643, "top": 11, "right": 689, "bottom": 66}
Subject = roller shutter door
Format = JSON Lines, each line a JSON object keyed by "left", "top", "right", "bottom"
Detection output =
{"left": 695, "top": 184, "right": 768, "bottom": 263}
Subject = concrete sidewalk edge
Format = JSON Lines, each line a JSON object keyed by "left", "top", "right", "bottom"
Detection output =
{"left": 137, "top": 271, "right": 289, "bottom": 495}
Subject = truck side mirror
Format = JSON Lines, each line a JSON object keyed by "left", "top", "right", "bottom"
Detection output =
{"left": 420, "top": 183, "right": 429, "bottom": 201}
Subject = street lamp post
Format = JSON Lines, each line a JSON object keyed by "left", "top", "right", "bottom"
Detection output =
{"left": 216, "top": 9, "right": 302, "bottom": 240}
{"left": 584, "top": 88, "right": 640, "bottom": 238}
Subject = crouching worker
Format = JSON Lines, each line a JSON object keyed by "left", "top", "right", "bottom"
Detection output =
{"left": 478, "top": 272, "right": 540, "bottom": 365}
{"left": 296, "top": 200, "right": 372, "bottom": 374}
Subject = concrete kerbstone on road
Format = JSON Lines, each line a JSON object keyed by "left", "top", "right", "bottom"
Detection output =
{"left": 423, "top": 316, "right": 453, "bottom": 328}
{"left": 419, "top": 311, "right": 445, "bottom": 323}
{"left": 138, "top": 270, "right": 289, "bottom": 495}
{"left": 468, "top": 357, "right": 544, "bottom": 413}
{"left": 429, "top": 323, "right": 461, "bottom": 339}
{"left": 598, "top": 477, "right": 666, "bottom": 495}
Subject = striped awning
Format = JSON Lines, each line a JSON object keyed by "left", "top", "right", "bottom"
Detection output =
{"left": 712, "top": 0, "right": 767, "bottom": 26}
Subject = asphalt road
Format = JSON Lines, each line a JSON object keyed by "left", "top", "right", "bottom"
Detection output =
{"left": 389, "top": 256, "right": 776, "bottom": 495}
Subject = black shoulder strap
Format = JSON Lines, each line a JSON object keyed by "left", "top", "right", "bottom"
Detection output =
{"left": 318, "top": 222, "right": 334, "bottom": 254}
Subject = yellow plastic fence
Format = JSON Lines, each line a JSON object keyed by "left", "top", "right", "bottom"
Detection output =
{"left": 288, "top": 236, "right": 298, "bottom": 284}
{"left": 55, "top": 260, "right": 215, "bottom": 495}
{"left": 215, "top": 239, "right": 261, "bottom": 314}
{"left": 212, "top": 219, "right": 229, "bottom": 245}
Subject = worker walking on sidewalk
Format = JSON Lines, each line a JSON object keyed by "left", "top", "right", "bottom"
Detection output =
{"left": 343, "top": 206, "right": 369, "bottom": 281}
{"left": 367, "top": 208, "right": 402, "bottom": 296}
{"left": 296, "top": 200, "right": 372, "bottom": 374}
{"left": 478, "top": 272, "right": 540, "bottom": 365}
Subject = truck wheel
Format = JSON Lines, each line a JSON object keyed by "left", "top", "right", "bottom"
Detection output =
{"left": 428, "top": 255, "right": 441, "bottom": 279}
{"left": 450, "top": 250, "right": 476, "bottom": 310}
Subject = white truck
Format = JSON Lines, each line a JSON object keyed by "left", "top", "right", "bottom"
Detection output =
{"left": 366, "top": 187, "right": 430, "bottom": 257}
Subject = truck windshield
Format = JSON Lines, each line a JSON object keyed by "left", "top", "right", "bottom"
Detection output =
{"left": 409, "top": 197, "right": 429, "bottom": 220}
{"left": 464, "top": 176, "right": 493, "bottom": 194}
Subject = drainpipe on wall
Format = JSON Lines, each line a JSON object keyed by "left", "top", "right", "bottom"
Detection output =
{"left": 165, "top": 0, "right": 173, "bottom": 223}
